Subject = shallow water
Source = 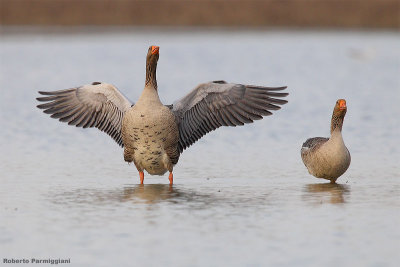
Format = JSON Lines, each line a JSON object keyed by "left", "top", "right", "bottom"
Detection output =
{"left": 0, "top": 28, "right": 399, "bottom": 267}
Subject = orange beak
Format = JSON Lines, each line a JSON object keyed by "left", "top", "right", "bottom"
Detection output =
{"left": 151, "top": 46, "right": 159, "bottom": 55}
{"left": 338, "top": 99, "right": 347, "bottom": 110}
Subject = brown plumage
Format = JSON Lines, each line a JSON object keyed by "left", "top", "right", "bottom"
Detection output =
{"left": 37, "top": 45, "right": 289, "bottom": 184}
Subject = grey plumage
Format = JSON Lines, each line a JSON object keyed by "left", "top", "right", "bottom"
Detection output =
{"left": 37, "top": 80, "right": 288, "bottom": 155}
{"left": 37, "top": 82, "right": 132, "bottom": 147}
{"left": 172, "top": 81, "right": 288, "bottom": 152}
{"left": 302, "top": 137, "right": 329, "bottom": 150}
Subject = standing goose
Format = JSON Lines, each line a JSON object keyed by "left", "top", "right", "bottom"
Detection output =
{"left": 301, "top": 99, "right": 351, "bottom": 183}
{"left": 37, "top": 45, "right": 288, "bottom": 184}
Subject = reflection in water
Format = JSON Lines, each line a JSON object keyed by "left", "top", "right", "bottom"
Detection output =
{"left": 121, "top": 184, "right": 176, "bottom": 203}
{"left": 121, "top": 184, "right": 196, "bottom": 204}
{"left": 50, "top": 184, "right": 214, "bottom": 208}
{"left": 303, "top": 183, "right": 351, "bottom": 204}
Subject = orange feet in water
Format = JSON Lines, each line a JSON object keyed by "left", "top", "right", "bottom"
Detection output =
{"left": 139, "top": 171, "right": 144, "bottom": 184}
{"left": 139, "top": 171, "right": 173, "bottom": 185}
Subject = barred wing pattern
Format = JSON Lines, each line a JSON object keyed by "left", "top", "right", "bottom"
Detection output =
{"left": 36, "top": 82, "right": 133, "bottom": 147}
{"left": 172, "top": 81, "right": 288, "bottom": 152}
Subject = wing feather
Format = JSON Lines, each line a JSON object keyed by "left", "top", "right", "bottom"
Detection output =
{"left": 37, "top": 82, "right": 133, "bottom": 147}
{"left": 172, "top": 81, "right": 288, "bottom": 152}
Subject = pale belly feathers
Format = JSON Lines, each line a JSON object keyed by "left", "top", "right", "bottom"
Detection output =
{"left": 302, "top": 134, "right": 351, "bottom": 181}
{"left": 122, "top": 104, "right": 179, "bottom": 175}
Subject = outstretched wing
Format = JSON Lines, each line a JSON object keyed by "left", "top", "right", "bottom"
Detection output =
{"left": 36, "top": 82, "right": 133, "bottom": 147}
{"left": 171, "top": 80, "right": 288, "bottom": 152}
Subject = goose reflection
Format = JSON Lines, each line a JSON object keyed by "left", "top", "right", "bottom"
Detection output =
{"left": 121, "top": 184, "right": 181, "bottom": 204}
{"left": 50, "top": 184, "right": 214, "bottom": 207}
{"left": 303, "top": 183, "right": 350, "bottom": 204}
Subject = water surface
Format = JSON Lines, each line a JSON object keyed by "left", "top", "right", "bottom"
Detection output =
{"left": 1, "top": 28, "right": 399, "bottom": 267}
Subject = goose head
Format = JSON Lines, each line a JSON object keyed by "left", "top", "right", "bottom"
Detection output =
{"left": 334, "top": 99, "right": 347, "bottom": 117}
{"left": 147, "top": 45, "right": 159, "bottom": 61}
{"left": 331, "top": 99, "right": 347, "bottom": 133}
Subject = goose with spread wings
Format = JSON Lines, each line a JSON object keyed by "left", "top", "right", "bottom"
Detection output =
{"left": 37, "top": 45, "right": 288, "bottom": 184}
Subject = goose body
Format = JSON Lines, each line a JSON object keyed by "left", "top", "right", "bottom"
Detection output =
{"left": 37, "top": 45, "right": 288, "bottom": 184}
{"left": 122, "top": 85, "right": 179, "bottom": 176}
{"left": 301, "top": 99, "right": 351, "bottom": 183}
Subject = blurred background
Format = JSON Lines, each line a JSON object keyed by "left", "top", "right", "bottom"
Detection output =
{"left": 1, "top": 0, "right": 399, "bottom": 28}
